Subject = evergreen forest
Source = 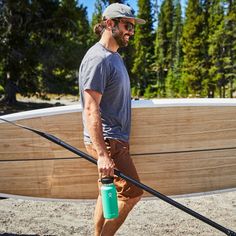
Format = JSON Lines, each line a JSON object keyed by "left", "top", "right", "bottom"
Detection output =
{"left": 0, "top": 0, "right": 235, "bottom": 104}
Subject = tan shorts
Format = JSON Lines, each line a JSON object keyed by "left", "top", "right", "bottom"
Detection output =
{"left": 85, "top": 138, "right": 143, "bottom": 201}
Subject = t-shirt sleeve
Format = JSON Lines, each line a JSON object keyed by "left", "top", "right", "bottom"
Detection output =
{"left": 81, "top": 57, "right": 109, "bottom": 94}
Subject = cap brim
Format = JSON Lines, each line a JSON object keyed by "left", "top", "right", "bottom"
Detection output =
{"left": 135, "top": 18, "right": 146, "bottom": 24}
{"left": 104, "top": 15, "right": 146, "bottom": 24}
{"left": 124, "top": 16, "right": 146, "bottom": 24}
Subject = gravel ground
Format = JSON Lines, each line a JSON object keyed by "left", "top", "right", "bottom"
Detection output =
{"left": 0, "top": 190, "right": 235, "bottom": 236}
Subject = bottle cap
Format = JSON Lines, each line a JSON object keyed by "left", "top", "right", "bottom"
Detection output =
{"left": 101, "top": 177, "right": 114, "bottom": 184}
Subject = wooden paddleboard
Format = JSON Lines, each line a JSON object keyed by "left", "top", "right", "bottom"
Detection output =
{"left": 0, "top": 99, "right": 236, "bottom": 199}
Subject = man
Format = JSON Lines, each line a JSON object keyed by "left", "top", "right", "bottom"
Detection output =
{"left": 79, "top": 3, "right": 146, "bottom": 236}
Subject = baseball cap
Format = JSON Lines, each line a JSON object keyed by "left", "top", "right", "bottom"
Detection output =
{"left": 102, "top": 3, "right": 146, "bottom": 25}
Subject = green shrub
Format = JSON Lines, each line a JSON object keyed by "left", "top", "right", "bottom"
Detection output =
{"left": 144, "top": 85, "right": 157, "bottom": 99}
{"left": 0, "top": 85, "right": 4, "bottom": 95}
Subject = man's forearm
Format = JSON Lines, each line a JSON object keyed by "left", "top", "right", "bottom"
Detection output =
{"left": 83, "top": 90, "right": 115, "bottom": 176}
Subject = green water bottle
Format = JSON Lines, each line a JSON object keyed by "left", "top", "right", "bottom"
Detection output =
{"left": 101, "top": 177, "right": 119, "bottom": 219}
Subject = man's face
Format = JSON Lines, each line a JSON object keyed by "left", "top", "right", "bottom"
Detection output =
{"left": 112, "top": 18, "right": 135, "bottom": 47}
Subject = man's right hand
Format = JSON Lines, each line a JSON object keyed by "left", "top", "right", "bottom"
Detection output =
{"left": 97, "top": 155, "right": 115, "bottom": 177}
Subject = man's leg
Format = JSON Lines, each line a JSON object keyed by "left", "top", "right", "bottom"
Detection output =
{"left": 86, "top": 140, "right": 143, "bottom": 235}
{"left": 94, "top": 195, "right": 105, "bottom": 236}
{"left": 84, "top": 145, "right": 104, "bottom": 236}
{"left": 98, "top": 139, "right": 143, "bottom": 235}
{"left": 100, "top": 196, "right": 141, "bottom": 236}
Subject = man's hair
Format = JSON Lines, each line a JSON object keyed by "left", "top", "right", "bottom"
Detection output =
{"left": 93, "top": 18, "right": 120, "bottom": 37}
{"left": 93, "top": 20, "right": 106, "bottom": 37}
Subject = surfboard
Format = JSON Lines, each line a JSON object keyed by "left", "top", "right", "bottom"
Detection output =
{"left": 0, "top": 98, "right": 236, "bottom": 199}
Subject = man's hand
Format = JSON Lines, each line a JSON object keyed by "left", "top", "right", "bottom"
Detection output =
{"left": 97, "top": 155, "right": 115, "bottom": 177}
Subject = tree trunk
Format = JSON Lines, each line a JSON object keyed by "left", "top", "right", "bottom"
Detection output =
{"left": 4, "top": 80, "right": 17, "bottom": 105}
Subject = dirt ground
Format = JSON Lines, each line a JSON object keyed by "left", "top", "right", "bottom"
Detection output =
{"left": 0, "top": 190, "right": 235, "bottom": 236}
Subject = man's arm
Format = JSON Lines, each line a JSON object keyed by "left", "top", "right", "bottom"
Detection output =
{"left": 84, "top": 89, "right": 114, "bottom": 177}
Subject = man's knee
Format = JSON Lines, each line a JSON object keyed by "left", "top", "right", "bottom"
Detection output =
{"left": 131, "top": 195, "right": 142, "bottom": 206}
{"left": 122, "top": 194, "right": 142, "bottom": 212}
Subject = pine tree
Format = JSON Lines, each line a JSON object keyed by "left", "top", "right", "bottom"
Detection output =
{"left": 181, "top": 0, "right": 206, "bottom": 97}
{"left": 165, "top": 0, "right": 183, "bottom": 97}
{"left": 154, "top": 0, "right": 175, "bottom": 97}
{"left": 50, "top": 0, "right": 90, "bottom": 94}
{"left": 208, "top": 0, "right": 236, "bottom": 98}
{"left": 130, "top": 0, "right": 154, "bottom": 97}
{"left": 207, "top": 0, "right": 225, "bottom": 97}
{"left": 200, "top": 0, "right": 212, "bottom": 97}
{"left": 0, "top": 0, "right": 90, "bottom": 102}
{"left": 0, "top": 0, "right": 37, "bottom": 103}
{"left": 224, "top": 0, "right": 236, "bottom": 97}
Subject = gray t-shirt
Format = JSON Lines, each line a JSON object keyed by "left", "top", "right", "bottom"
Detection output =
{"left": 79, "top": 42, "right": 131, "bottom": 143}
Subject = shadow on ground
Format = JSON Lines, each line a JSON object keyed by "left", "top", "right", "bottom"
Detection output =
{"left": 0, "top": 234, "right": 40, "bottom": 236}
{"left": 0, "top": 233, "right": 56, "bottom": 236}
{"left": 0, "top": 100, "right": 65, "bottom": 116}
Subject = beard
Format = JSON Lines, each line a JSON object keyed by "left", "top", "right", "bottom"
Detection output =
{"left": 112, "top": 26, "right": 129, "bottom": 48}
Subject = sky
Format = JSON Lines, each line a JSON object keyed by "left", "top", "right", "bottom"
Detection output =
{"left": 79, "top": 0, "right": 186, "bottom": 22}
{"left": 79, "top": 0, "right": 138, "bottom": 21}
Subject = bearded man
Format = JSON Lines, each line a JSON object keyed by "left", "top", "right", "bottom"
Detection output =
{"left": 79, "top": 3, "right": 146, "bottom": 236}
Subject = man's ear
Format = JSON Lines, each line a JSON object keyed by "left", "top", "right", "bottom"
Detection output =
{"left": 106, "top": 19, "right": 114, "bottom": 30}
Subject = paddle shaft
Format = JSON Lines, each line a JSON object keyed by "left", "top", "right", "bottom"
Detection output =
{"left": 0, "top": 118, "right": 235, "bottom": 236}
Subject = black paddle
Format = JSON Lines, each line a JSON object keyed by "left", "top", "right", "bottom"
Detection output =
{"left": 0, "top": 117, "right": 235, "bottom": 236}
